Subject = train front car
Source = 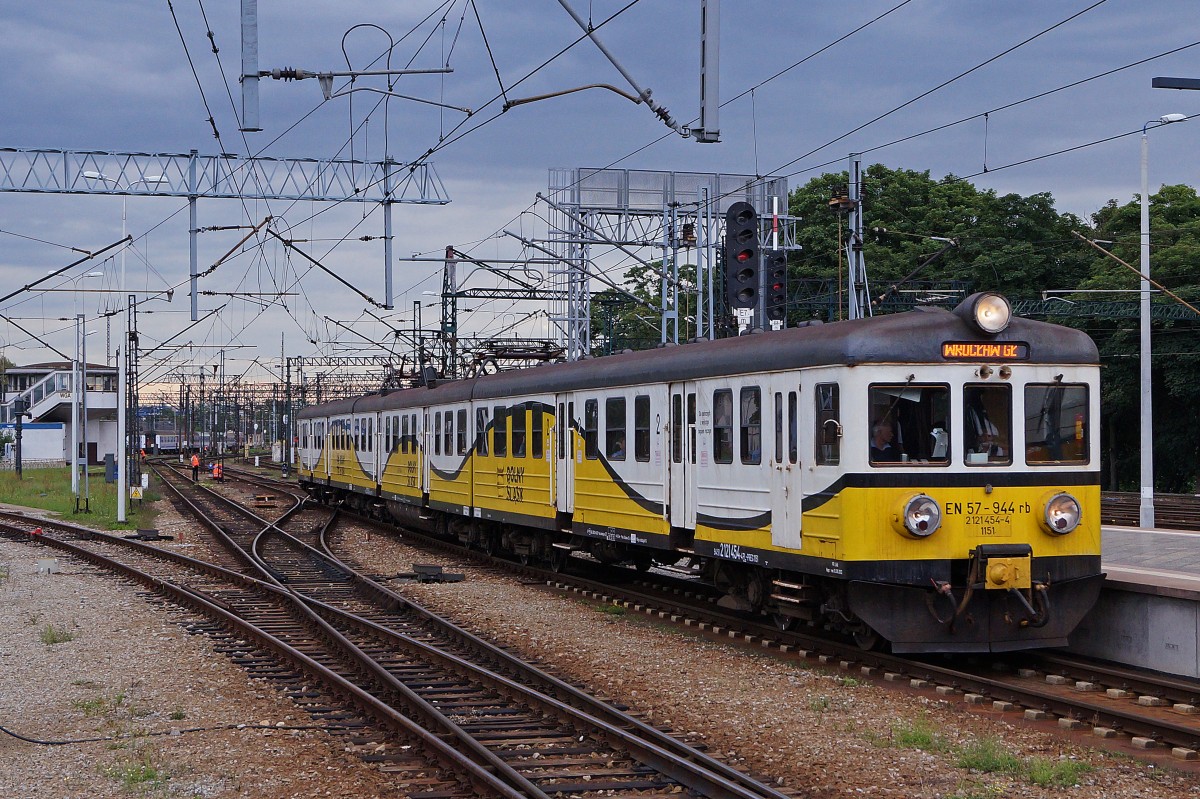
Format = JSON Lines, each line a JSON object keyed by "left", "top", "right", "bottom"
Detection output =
{"left": 803, "top": 293, "right": 1102, "bottom": 653}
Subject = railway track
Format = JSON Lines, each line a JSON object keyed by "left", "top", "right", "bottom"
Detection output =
{"left": 2, "top": 468, "right": 796, "bottom": 798}
{"left": 1102, "top": 491, "right": 1200, "bottom": 529}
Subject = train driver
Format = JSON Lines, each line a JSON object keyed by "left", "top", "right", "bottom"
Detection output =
{"left": 869, "top": 419, "right": 902, "bottom": 463}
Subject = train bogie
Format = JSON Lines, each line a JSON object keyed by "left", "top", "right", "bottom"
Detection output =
{"left": 297, "top": 293, "right": 1103, "bottom": 653}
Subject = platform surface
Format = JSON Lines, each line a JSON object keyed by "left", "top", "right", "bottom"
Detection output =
{"left": 1102, "top": 525, "right": 1200, "bottom": 596}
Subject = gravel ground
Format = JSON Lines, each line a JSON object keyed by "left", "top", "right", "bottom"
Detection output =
{"left": 2, "top": 497, "right": 1198, "bottom": 798}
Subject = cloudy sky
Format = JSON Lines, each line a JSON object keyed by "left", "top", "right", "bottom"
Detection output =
{"left": 1, "top": 0, "right": 1197, "bottom": 389}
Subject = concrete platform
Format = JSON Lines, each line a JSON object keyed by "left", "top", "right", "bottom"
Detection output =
{"left": 1067, "top": 526, "right": 1200, "bottom": 677}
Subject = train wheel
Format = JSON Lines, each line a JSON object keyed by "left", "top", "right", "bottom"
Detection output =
{"left": 549, "top": 546, "right": 570, "bottom": 573}
{"left": 631, "top": 552, "right": 653, "bottom": 572}
{"left": 853, "top": 625, "right": 881, "bottom": 651}
{"left": 482, "top": 532, "right": 499, "bottom": 556}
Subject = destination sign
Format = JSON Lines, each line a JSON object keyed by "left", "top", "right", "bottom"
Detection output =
{"left": 941, "top": 342, "right": 1029, "bottom": 360}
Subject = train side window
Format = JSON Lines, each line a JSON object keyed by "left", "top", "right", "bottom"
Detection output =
{"left": 964, "top": 385, "right": 1011, "bottom": 466}
{"left": 557, "top": 402, "right": 566, "bottom": 459}
{"left": 584, "top": 399, "right": 598, "bottom": 459}
{"left": 713, "top": 389, "right": 734, "bottom": 464}
{"left": 634, "top": 395, "right": 650, "bottom": 462}
{"left": 444, "top": 411, "right": 454, "bottom": 455}
{"left": 457, "top": 409, "right": 467, "bottom": 455}
{"left": 434, "top": 412, "right": 443, "bottom": 456}
{"left": 476, "top": 408, "right": 489, "bottom": 456}
{"left": 788, "top": 391, "right": 799, "bottom": 464}
{"left": 815, "top": 383, "right": 840, "bottom": 465}
{"left": 494, "top": 406, "right": 508, "bottom": 457}
{"left": 671, "top": 394, "right": 683, "bottom": 464}
{"left": 606, "top": 397, "right": 626, "bottom": 460}
{"left": 1025, "top": 383, "right": 1089, "bottom": 464}
{"left": 512, "top": 404, "right": 527, "bottom": 458}
{"left": 774, "top": 392, "right": 784, "bottom": 464}
{"left": 688, "top": 393, "right": 696, "bottom": 465}
{"left": 401, "top": 415, "right": 410, "bottom": 454}
{"left": 740, "top": 387, "right": 762, "bottom": 465}
{"left": 531, "top": 403, "right": 543, "bottom": 459}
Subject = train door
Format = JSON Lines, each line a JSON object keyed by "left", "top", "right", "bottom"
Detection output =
{"left": 555, "top": 396, "right": 574, "bottom": 514}
{"left": 420, "top": 411, "right": 431, "bottom": 497}
{"left": 770, "top": 386, "right": 803, "bottom": 550}
{"left": 668, "top": 383, "right": 696, "bottom": 530}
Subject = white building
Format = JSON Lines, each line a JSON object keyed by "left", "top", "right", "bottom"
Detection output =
{"left": 2, "top": 362, "right": 119, "bottom": 465}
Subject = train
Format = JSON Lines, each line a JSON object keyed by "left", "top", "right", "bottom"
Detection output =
{"left": 297, "top": 292, "right": 1103, "bottom": 654}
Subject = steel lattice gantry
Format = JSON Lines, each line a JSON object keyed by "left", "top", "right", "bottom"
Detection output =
{"left": 0, "top": 148, "right": 451, "bottom": 316}
{"left": 545, "top": 168, "right": 791, "bottom": 360}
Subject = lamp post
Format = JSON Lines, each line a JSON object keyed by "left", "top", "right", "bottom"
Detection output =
{"left": 82, "top": 172, "right": 165, "bottom": 524}
{"left": 66, "top": 272, "right": 103, "bottom": 499}
{"left": 1138, "top": 113, "right": 1187, "bottom": 529}
{"left": 74, "top": 318, "right": 98, "bottom": 512}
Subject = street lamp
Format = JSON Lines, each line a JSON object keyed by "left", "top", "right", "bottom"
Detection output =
{"left": 65, "top": 272, "right": 103, "bottom": 500}
{"left": 1138, "top": 112, "right": 1187, "bottom": 528}
{"left": 74, "top": 319, "right": 98, "bottom": 513}
{"left": 82, "top": 171, "right": 165, "bottom": 524}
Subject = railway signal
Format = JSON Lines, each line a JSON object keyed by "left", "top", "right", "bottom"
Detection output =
{"left": 724, "top": 201, "right": 759, "bottom": 311}
{"left": 764, "top": 249, "right": 787, "bottom": 324}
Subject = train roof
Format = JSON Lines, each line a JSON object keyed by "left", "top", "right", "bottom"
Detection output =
{"left": 299, "top": 307, "right": 1098, "bottom": 418}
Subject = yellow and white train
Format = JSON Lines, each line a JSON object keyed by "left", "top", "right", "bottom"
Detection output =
{"left": 298, "top": 293, "right": 1103, "bottom": 653}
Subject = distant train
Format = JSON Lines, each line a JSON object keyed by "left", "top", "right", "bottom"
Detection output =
{"left": 139, "top": 431, "right": 242, "bottom": 454}
{"left": 297, "top": 293, "right": 1103, "bottom": 654}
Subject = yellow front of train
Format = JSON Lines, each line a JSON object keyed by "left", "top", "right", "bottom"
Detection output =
{"left": 831, "top": 294, "right": 1104, "bottom": 653}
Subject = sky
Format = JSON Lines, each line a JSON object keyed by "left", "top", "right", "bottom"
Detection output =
{"left": 1, "top": 0, "right": 1198, "bottom": 395}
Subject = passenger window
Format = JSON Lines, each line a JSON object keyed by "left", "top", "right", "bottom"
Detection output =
{"left": 476, "top": 408, "right": 489, "bottom": 456}
{"left": 964, "top": 385, "right": 1011, "bottom": 465}
{"left": 788, "top": 391, "right": 798, "bottom": 464}
{"left": 457, "top": 409, "right": 467, "bottom": 455}
{"left": 1025, "top": 383, "right": 1089, "bottom": 464}
{"left": 493, "top": 406, "right": 507, "bottom": 457}
{"left": 713, "top": 389, "right": 734, "bottom": 464}
{"left": 671, "top": 394, "right": 683, "bottom": 464}
{"left": 634, "top": 395, "right": 650, "bottom": 462}
{"left": 815, "top": 383, "right": 841, "bottom": 465}
{"left": 434, "top": 412, "right": 442, "bottom": 456}
{"left": 584, "top": 399, "right": 598, "bottom": 459}
{"left": 606, "top": 397, "right": 626, "bottom": 460}
{"left": 868, "top": 384, "right": 951, "bottom": 466}
{"left": 740, "top": 387, "right": 761, "bottom": 465}
{"left": 512, "top": 404, "right": 527, "bottom": 458}
{"left": 531, "top": 403, "right": 543, "bottom": 459}
{"left": 774, "top": 392, "right": 784, "bottom": 464}
{"left": 401, "top": 415, "right": 410, "bottom": 454}
{"left": 688, "top": 393, "right": 696, "bottom": 465}
{"left": 558, "top": 402, "right": 566, "bottom": 459}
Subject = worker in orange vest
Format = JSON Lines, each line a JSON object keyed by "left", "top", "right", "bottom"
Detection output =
{"left": 212, "top": 461, "right": 223, "bottom": 482}
{"left": 191, "top": 452, "right": 200, "bottom": 482}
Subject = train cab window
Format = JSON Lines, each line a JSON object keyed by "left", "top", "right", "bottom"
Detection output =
{"left": 964, "top": 385, "right": 1011, "bottom": 466}
{"left": 531, "top": 404, "right": 543, "bottom": 459}
{"left": 434, "top": 412, "right": 443, "bottom": 456}
{"left": 671, "top": 394, "right": 683, "bottom": 464}
{"left": 606, "top": 397, "right": 626, "bottom": 460}
{"left": 584, "top": 399, "right": 598, "bottom": 459}
{"left": 457, "top": 409, "right": 468, "bottom": 455}
{"left": 1025, "top": 383, "right": 1089, "bottom": 464}
{"left": 815, "top": 383, "right": 840, "bottom": 465}
{"left": 713, "top": 389, "right": 734, "bottom": 464}
{"left": 634, "top": 395, "right": 650, "bottom": 462}
{"left": 740, "top": 387, "right": 762, "bottom": 465}
{"left": 867, "top": 384, "right": 950, "bottom": 466}
{"left": 512, "top": 404, "right": 527, "bottom": 458}
{"left": 493, "top": 406, "right": 508, "bottom": 457}
{"left": 476, "top": 408, "right": 489, "bottom": 456}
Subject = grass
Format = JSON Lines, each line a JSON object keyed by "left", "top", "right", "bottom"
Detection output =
{"left": 73, "top": 691, "right": 127, "bottom": 717}
{"left": 101, "top": 750, "right": 167, "bottom": 791}
{"left": 957, "top": 737, "right": 1091, "bottom": 788}
{"left": 597, "top": 603, "right": 626, "bottom": 616}
{"left": 40, "top": 623, "right": 76, "bottom": 644}
{"left": 0, "top": 466, "right": 161, "bottom": 531}
{"left": 891, "top": 714, "right": 951, "bottom": 753}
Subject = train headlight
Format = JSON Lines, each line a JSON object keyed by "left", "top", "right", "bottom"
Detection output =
{"left": 1042, "top": 492, "right": 1081, "bottom": 535}
{"left": 955, "top": 292, "right": 1012, "bottom": 335}
{"left": 894, "top": 494, "right": 942, "bottom": 538}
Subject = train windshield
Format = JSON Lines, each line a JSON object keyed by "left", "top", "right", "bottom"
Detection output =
{"left": 964, "top": 385, "right": 1013, "bottom": 466}
{"left": 867, "top": 384, "right": 950, "bottom": 465}
{"left": 1025, "top": 383, "right": 1089, "bottom": 464}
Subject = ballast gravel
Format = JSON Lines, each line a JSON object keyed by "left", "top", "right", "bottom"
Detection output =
{"left": 0, "top": 498, "right": 1196, "bottom": 799}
